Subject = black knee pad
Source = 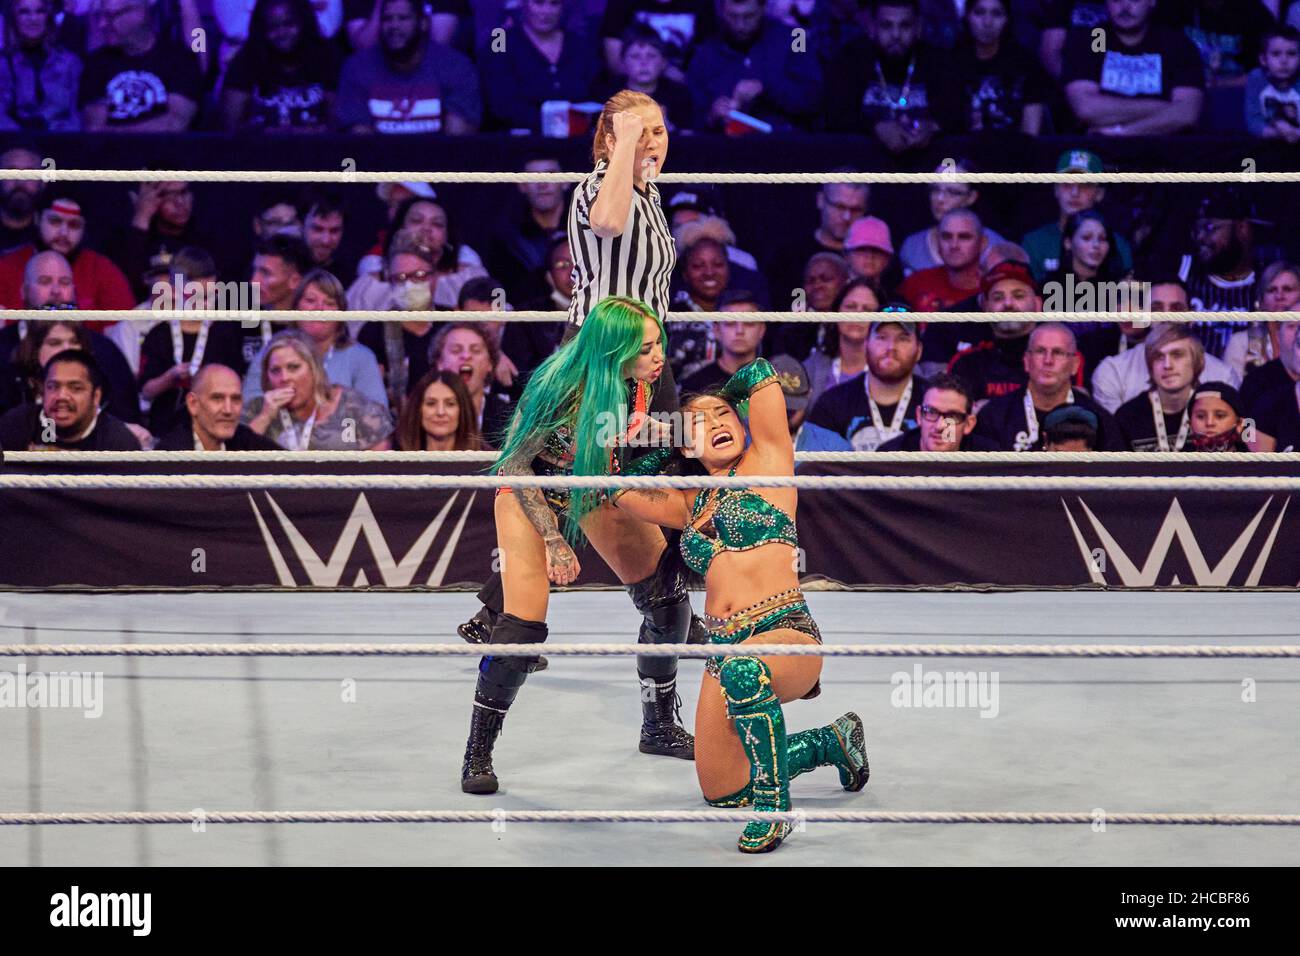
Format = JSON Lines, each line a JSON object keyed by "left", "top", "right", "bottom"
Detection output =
{"left": 477, "top": 613, "right": 548, "bottom": 706}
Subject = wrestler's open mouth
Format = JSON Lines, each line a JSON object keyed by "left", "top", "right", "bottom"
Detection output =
{"left": 711, "top": 432, "right": 734, "bottom": 449}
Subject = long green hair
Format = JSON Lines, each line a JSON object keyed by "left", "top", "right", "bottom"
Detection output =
{"left": 491, "top": 296, "right": 665, "bottom": 544}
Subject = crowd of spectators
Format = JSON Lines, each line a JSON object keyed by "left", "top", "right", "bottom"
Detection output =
{"left": 5, "top": 0, "right": 1300, "bottom": 138}
{"left": 1, "top": 2, "right": 1299, "bottom": 456}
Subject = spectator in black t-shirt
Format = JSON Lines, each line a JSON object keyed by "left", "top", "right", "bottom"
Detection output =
{"left": 139, "top": 248, "right": 248, "bottom": 437}
{"left": 878, "top": 373, "right": 1000, "bottom": 451}
{"left": 78, "top": 0, "right": 202, "bottom": 131}
{"left": 597, "top": 23, "right": 696, "bottom": 133}
{"left": 0, "top": 147, "right": 43, "bottom": 255}
{"left": 601, "top": 0, "right": 714, "bottom": 83}
{"left": 824, "top": 0, "right": 946, "bottom": 148}
{"left": 1043, "top": 404, "right": 1099, "bottom": 451}
{"left": 1113, "top": 324, "right": 1203, "bottom": 451}
{"left": 299, "top": 189, "right": 348, "bottom": 278}
{"left": 239, "top": 233, "right": 311, "bottom": 368}
{"left": 0, "top": 349, "right": 140, "bottom": 451}
{"left": 1174, "top": 189, "right": 1261, "bottom": 366}
{"left": 1253, "top": 330, "right": 1300, "bottom": 451}
{"left": 485, "top": 156, "right": 568, "bottom": 306}
{"left": 972, "top": 323, "right": 1123, "bottom": 451}
{"left": 948, "top": 261, "right": 1042, "bottom": 403}
{"left": 1038, "top": 0, "right": 1111, "bottom": 80}
{"left": 679, "top": 291, "right": 766, "bottom": 395}
{"left": 1062, "top": 0, "right": 1204, "bottom": 136}
{"left": 938, "top": 0, "right": 1047, "bottom": 135}
{"left": 220, "top": 0, "right": 340, "bottom": 134}
{"left": 107, "top": 180, "right": 224, "bottom": 303}
{"left": 1242, "top": 315, "right": 1299, "bottom": 419}
{"left": 478, "top": 0, "right": 601, "bottom": 133}
{"left": 1188, "top": 381, "right": 1251, "bottom": 452}
{"left": 155, "top": 364, "right": 281, "bottom": 451}
{"left": 686, "top": 0, "right": 822, "bottom": 133}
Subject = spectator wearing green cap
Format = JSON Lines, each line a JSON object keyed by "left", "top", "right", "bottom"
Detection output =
{"left": 1021, "top": 150, "right": 1135, "bottom": 286}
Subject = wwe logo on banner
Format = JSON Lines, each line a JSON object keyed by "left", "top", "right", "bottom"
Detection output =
{"left": 1061, "top": 496, "right": 1291, "bottom": 586}
{"left": 249, "top": 491, "right": 477, "bottom": 587}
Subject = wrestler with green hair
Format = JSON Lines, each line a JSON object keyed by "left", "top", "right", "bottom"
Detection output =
{"left": 612, "top": 358, "right": 870, "bottom": 853}
{"left": 461, "top": 296, "right": 695, "bottom": 794}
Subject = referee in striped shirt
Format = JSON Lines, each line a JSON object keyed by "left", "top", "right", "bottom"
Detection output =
{"left": 566, "top": 89, "right": 680, "bottom": 418}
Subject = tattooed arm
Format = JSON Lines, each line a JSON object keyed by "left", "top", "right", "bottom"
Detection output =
{"left": 497, "top": 431, "right": 582, "bottom": 585}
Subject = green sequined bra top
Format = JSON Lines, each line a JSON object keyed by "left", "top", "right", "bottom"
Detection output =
{"left": 680, "top": 467, "right": 799, "bottom": 577}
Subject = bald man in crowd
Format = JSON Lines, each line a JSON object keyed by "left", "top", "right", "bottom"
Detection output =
{"left": 154, "top": 364, "right": 279, "bottom": 451}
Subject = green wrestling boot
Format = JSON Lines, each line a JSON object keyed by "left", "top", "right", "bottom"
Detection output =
{"left": 718, "top": 656, "right": 791, "bottom": 854}
{"left": 787, "top": 712, "right": 870, "bottom": 792}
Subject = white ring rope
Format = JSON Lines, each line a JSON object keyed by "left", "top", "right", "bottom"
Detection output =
{"left": 8, "top": 449, "right": 1295, "bottom": 464}
{"left": 1, "top": 809, "right": 1295, "bottom": 826}
{"left": 2, "top": 643, "right": 1297, "bottom": 658}
{"left": 0, "top": 168, "right": 1291, "bottom": 185}
{"left": 2, "top": 308, "right": 1294, "bottom": 324}
{"left": 2, "top": 473, "right": 1298, "bottom": 491}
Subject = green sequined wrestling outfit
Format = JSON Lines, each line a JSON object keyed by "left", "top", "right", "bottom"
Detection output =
{"left": 631, "top": 359, "right": 871, "bottom": 854}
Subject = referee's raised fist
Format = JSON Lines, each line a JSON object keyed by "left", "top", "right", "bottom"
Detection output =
{"left": 610, "top": 110, "right": 645, "bottom": 148}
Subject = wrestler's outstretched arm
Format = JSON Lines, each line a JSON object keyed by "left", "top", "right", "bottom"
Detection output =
{"left": 611, "top": 485, "right": 691, "bottom": 530}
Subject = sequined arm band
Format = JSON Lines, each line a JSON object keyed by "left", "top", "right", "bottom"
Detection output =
{"left": 719, "top": 358, "right": 778, "bottom": 417}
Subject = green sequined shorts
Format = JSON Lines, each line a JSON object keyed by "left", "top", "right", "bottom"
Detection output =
{"left": 702, "top": 588, "right": 822, "bottom": 699}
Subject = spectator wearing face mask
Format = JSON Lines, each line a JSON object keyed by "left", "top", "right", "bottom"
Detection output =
{"left": 1188, "top": 381, "right": 1251, "bottom": 452}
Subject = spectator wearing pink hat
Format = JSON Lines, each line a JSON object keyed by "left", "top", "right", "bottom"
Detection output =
{"left": 844, "top": 216, "right": 900, "bottom": 292}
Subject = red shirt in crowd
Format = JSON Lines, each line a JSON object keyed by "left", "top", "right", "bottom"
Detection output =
{"left": 0, "top": 244, "right": 136, "bottom": 332}
{"left": 897, "top": 266, "right": 977, "bottom": 312}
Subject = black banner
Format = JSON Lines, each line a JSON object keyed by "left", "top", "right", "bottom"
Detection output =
{"left": 2, "top": 457, "right": 1297, "bottom": 590}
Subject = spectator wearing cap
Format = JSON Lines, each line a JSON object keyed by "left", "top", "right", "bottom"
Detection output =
{"left": 897, "top": 209, "right": 983, "bottom": 313}
{"left": 107, "top": 179, "right": 221, "bottom": 303}
{"left": 1061, "top": 0, "right": 1204, "bottom": 136}
{"left": 598, "top": 24, "right": 695, "bottom": 133}
{"left": 1021, "top": 151, "right": 1135, "bottom": 286}
{"left": 878, "top": 373, "right": 999, "bottom": 451}
{"left": 139, "top": 247, "right": 249, "bottom": 437}
{"left": 1043, "top": 404, "right": 1099, "bottom": 451}
{"left": 686, "top": 0, "right": 823, "bottom": 133}
{"left": 802, "top": 277, "right": 880, "bottom": 410}
{"left": 477, "top": 0, "right": 601, "bottom": 133}
{"left": 337, "top": 0, "right": 480, "bottom": 134}
{"left": 765, "top": 172, "right": 869, "bottom": 321}
{"left": 1252, "top": 329, "right": 1300, "bottom": 451}
{"left": 1087, "top": 279, "right": 1239, "bottom": 413}
{"left": 679, "top": 290, "right": 766, "bottom": 395}
{"left": 0, "top": 348, "right": 140, "bottom": 451}
{"left": 768, "top": 352, "right": 813, "bottom": 434}
{"left": 1188, "top": 381, "right": 1251, "bottom": 452}
{"left": 972, "top": 322, "right": 1122, "bottom": 451}
{"left": 1245, "top": 25, "right": 1300, "bottom": 142}
{"left": 0, "top": 1, "right": 80, "bottom": 131}
{"left": 0, "top": 193, "right": 135, "bottom": 328}
{"left": 485, "top": 156, "right": 568, "bottom": 306}
{"left": 844, "top": 216, "right": 897, "bottom": 290}
{"left": 0, "top": 147, "right": 44, "bottom": 254}
{"left": 936, "top": 0, "right": 1047, "bottom": 135}
{"left": 154, "top": 364, "right": 281, "bottom": 451}
{"left": 825, "top": 0, "right": 946, "bottom": 149}
{"left": 1113, "top": 323, "right": 1204, "bottom": 451}
{"left": 78, "top": 0, "right": 203, "bottom": 132}
{"left": 1176, "top": 189, "right": 1262, "bottom": 365}
{"left": 900, "top": 160, "right": 1006, "bottom": 277}
{"left": 797, "top": 314, "right": 926, "bottom": 452}
{"left": 947, "top": 261, "right": 1041, "bottom": 403}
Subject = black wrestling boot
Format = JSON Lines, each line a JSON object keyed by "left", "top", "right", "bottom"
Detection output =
{"left": 458, "top": 576, "right": 547, "bottom": 671}
{"left": 460, "top": 613, "right": 548, "bottom": 794}
{"left": 639, "top": 674, "right": 695, "bottom": 759}
{"left": 628, "top": 574, "right": 695, "bottom": 760}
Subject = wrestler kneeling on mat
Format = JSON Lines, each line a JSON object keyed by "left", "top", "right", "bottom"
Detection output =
{"left": 613, "top": 358, "right": 870, "bottom": 853}
{"left": 462, "top": 295, "right": 694, "bottom": 795}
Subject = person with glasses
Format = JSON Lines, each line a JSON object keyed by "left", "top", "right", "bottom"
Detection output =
{"left": 79, "top": 0, "right": 202, "bottom": 132}
{"left": 878, "top": 373, "right": 999, "bottom": 451}
{"left": 973, "top": 321, "right": 1123, "bottom": 451}
{"left": 899, "top": 159, "right": 1006, "bottom": 277}
{"left": 108, "top": 179, "right": 224, "bottom": 302}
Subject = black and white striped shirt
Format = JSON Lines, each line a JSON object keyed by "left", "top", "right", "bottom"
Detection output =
{"left": 1177, "top": 254, "right": 1254, "bottom": 358}
{"left": 566, "top": 159, "right": 676, "bottom": 327}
